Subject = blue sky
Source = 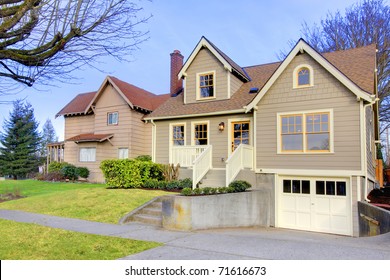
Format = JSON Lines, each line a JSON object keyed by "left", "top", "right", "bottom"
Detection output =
{"left": 0, "top": 0, "right": 359, "bottom": 141}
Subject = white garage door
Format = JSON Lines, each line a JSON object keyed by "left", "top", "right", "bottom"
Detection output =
{"left": 278, "top": 177, "right": 351, "bottom": 236}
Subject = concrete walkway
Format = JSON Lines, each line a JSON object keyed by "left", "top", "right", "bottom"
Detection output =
{"left": 1, "top": 209, "right": 390, "bottom": 260}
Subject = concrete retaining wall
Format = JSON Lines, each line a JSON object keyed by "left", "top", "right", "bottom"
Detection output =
{"left": 358, "top": 201, "right": 390, "bottom": 237}
{"left": 162, "top": 190, "right": 271, "bottom": 231}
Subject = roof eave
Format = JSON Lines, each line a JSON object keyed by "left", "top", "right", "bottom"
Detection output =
{"left": 144, "top": 108, "right": 247, "bottom": 121}
{"left": 245, "top": 39, "right": 374, "bottom": 113}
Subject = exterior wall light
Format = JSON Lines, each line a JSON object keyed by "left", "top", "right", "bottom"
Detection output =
{"left": 218, "top": 122, "right": 225, "bottom": 132}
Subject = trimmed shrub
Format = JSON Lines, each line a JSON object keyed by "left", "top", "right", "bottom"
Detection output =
{"left": 218, "top": 187, "right": 228, "bottom": 194}
{"left": 192, "top": 188, "right": 202, "bottom": 195}
{"left": 48, "top": 162, "right": 69, "bottom": 173}
{"left": 100, "top": 158, "right": 164, "bottom": 188}
{"left": 180, "top": 178, "right": 192, "bottom": 189}
{"left": 143, "top": 178, "right": 160, "bottom": 189}
{"left": 181, "top": 187, "right": 193, "bottom": 196}
{"left": 61, "top": 164, "right": 78, "bottom": 180}
{"left": 76, "top": 167, "right": 90, "bottom": 179}
{"left": 202, "top": 187, "right": 212, "bottom": 195}
{"left": 228, "top": 180, "right": 251, "bottom": 192}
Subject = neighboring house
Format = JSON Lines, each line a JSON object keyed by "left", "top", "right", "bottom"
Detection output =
{"left": 56, "top": 76, "right": 170, "bottom": 182}
{"left": 145, "top": 37, "right": 379, "bottom": 237}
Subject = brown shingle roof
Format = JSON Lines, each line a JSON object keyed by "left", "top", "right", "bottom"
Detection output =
{"left": 56, "top": 91, "right": 96, "bottom": 117}
{"left": 66, "top": 133, "right": 113, "bottom": 143}
{"left": 147, "top": 43, "right": 376, "bottom": 119}
{"left": 56, "top": 77, "right": 170, "bottom": 117}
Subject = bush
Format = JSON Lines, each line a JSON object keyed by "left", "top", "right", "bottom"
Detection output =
{"left": 192, "top": 188, "right": 202, "bottom": 195}
{"left": 61, "top": 164, "right": 78, "bottom": 180}
{"left": 180, "top": 178, "right": 192, "bottom": 189}
{"left": 181, "top": 187, "right": 193, "bottom": 196}
{"left": 228, "top": 180, "right": 251, "bottom": 192}
{"left": 135, "top": 155, "right": 152, "bottom": 162}
{"left": 143, "top": 178, "right": 160, "bottom": 189}
{"left": 202, "top": 187, "right": 212, "bottom": 195}
{"left": 100, "top": 158, "right": 164, "bottom": 188}
{"left": 48, "top": 162, "right": 69, "bottom": 173}
{"left": 76, "top": 167, "right": 90, "bottom": 179}
{"left": 44, "top": 171, "right": 64, "bottom": 182}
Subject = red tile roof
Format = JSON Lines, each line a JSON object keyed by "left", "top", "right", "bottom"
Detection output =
{"left": 66, "top": 133, "right": 113, "bottom": 143}
{"left": 56, "top": 91, "right": 96, "bottom": 117}
{"left": 147, "top": 44, "right": 376, "bottom": 119}
{"left": 56, "top": 77, "right": 170, "bottom": 117}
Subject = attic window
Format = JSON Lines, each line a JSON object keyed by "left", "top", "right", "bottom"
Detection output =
{"left": 293, "top": 64, "right": 314, "bottom": 88}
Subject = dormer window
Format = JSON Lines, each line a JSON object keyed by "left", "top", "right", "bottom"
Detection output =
{"left": 197, "top": 71, "right": 216, "bottom": 99}
{"left": 293, "top": 64, "right": 314, "bottom": 88}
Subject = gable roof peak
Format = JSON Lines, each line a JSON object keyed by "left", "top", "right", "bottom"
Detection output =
{"left": 178, "top": 36, "right": 250, "bottom": 82}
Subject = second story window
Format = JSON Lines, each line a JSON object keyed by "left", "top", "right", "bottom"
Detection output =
{"left": 107, "top": 112, "right": 118, "bottom": 125}
{"left": 198, "top": 72, "right": 215, "bottom": 99}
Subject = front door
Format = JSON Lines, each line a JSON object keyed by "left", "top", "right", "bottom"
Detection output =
{"left": 231, "top": 121, "right": 250, "bottom": 152}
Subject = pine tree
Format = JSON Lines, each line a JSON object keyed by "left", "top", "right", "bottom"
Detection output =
{"left": 0, "top": 100, "right": 41, "bottom": 179}
{"left": 40, "top": 119, "right": 58, "bottom": 158}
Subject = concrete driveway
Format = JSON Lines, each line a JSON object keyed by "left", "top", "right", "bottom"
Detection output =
{"left": 1, "top": 209, "right": 389, "bottom": 260}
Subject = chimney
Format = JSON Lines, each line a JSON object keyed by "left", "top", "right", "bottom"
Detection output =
{"left": 170, "top": 50, "right": 184, "bottom": 97}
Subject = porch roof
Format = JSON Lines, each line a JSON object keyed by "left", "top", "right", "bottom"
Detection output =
{"left": 66, "top": 133, "right": 114, "bottom": 144}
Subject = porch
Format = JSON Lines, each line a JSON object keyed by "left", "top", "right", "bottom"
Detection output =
{"left": 172, "top": 144, "right": 254, "bottom": 188}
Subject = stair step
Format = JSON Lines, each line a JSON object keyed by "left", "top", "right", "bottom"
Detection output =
{"left": 139, "top": 207, "right": 161, "bottom": 216}
{"left": 131, "top": 214, "right": 162, "bottom": 226}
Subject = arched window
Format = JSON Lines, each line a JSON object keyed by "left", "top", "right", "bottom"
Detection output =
{"left": 293, "top": 64, "right": 313, "bottom": 88}
{"left": 298, "top": 67, "right": 310, "bottom": 86}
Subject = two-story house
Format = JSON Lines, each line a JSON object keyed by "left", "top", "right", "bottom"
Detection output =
{"left": 56, "top": 76, "right": 170, "bottom": 182}
{"left": 145, "top": 37, "right": 379, "bottom": 237}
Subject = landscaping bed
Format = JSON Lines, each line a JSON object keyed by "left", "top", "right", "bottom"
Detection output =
{"left": 368, "top": 187, "right": 390, "bottom": 210}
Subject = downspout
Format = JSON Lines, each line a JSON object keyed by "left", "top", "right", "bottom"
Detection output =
{"left": 363, "top": 98, "right": 378, "bottom": 202}
{"left": 150, "top": 120, "right": 157, "bottom": 162}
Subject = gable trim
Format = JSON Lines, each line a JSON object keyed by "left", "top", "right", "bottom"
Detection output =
{"left": 245, "top": 39, "right": 375, "bottom": 113}
{"left": 178, "top": 37, "right": 249, "bottom": 82}
{"left": 84, "top": 76, "right": 134, "bottom": 114}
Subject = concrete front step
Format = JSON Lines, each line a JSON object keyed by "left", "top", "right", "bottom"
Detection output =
{"left": 119, "top": 197, "right": 164, "bottom": 226}
{"left": 131, "top": 214, "right": 162, "bottom": 226}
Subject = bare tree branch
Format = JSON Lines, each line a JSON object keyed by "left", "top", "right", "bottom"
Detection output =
{"left": 0, "top": 0, "right": 151, "bottom": 95}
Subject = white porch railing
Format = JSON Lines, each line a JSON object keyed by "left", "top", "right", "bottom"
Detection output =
{"left": 192, "top": 145, "right": 212, "bottom": 189}
{"left": 172, "top": 146, "right": 208, "bottom": 167}
{"left": 225, "top": 144, "right": 253, "bottom": 186}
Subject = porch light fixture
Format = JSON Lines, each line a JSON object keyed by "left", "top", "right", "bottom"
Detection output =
{"left": 218, "top": 122, "right": 225, "bottom": 132}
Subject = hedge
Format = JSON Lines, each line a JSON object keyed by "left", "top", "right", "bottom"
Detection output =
{"left": 100, "top": 158, "right": 164, "bottom": 188}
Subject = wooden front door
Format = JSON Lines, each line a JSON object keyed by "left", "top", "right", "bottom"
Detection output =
{"left": 231, "top": 121, "right": 250, "bottom": 152}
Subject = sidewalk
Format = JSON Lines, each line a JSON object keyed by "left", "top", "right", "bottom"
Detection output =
{"left": 1, "top": 209, "right": 390, "bottom": 260}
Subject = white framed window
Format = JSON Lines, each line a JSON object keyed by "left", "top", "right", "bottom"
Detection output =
{"left": 191, "top": 121, "right": 209, "bottom": 145}
{"left": 196, "top": 71, "right": 216, "bottom": 100}
{"left": 170, "top": 123, "right": 186, "bottom": 146}
{"left": 107, "top": 112, "right": 118, "bottom": 125}
{"left": 293, "top": 64, "right": 314, "bottom": 88}
{"left": 277, "top": 109, "right": 333, "bottom": 154}
{"left": 118, "top": 148, "right": 128, "bottom": 159}
{"left": 79, "top": 147, "right": 96, "bottom": 162}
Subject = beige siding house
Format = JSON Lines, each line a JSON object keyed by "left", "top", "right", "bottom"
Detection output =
{"left": 145, "top": 37, "right": 379, "bottom": 237}
{"left": 56, "top": 76, "right": 169, "bottom": 182}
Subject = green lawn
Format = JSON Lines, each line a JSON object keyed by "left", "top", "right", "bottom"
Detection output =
{"left": 0, "top": 219, "right": 161, "bottom": 260}
{"left": 0, "top": 180, "right": 171, "bottom": 223}
{"left": 0, "top": 179, "right": 174, "bottom": 260}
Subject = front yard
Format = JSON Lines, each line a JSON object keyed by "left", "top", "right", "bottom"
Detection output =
{"left": 0, "top": 180, "right": 174, "bottom": 259}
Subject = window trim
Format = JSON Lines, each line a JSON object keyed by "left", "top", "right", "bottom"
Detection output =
{"left": 293, "top": 64, "right": 314, "bottom": 88}
{"left": 191, "top": 121, "right": 210, "bottom": 146}
{"left": 169, "top": 122, "right": 186, "bottom": 147}
{"left": 277, "top": 109, "right": 334, "bottom": 154}
{"left": 118, "top": 147, "right": 129, "bottom": 159}
{"left": 196, "top": 70, "right": 216, "bottom": 100}
{"left": 79, "top": 147, "right": 96, "bottom": 162}
{"left": 107, "top": 111, "right": 119, "bottom": 125}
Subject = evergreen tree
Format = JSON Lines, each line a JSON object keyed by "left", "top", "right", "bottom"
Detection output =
{"left": 40, "top": 119, "right": 58, "bottom": 158}
{"left": 0, "top": 100, "right": 41, "bottom": 179}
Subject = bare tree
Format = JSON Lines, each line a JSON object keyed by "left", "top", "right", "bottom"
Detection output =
{"left": 298, "top": 0, "right": 389, "bottom": 134}
{"left": 0, "top": 0, "right": 150, "bottom": 95}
